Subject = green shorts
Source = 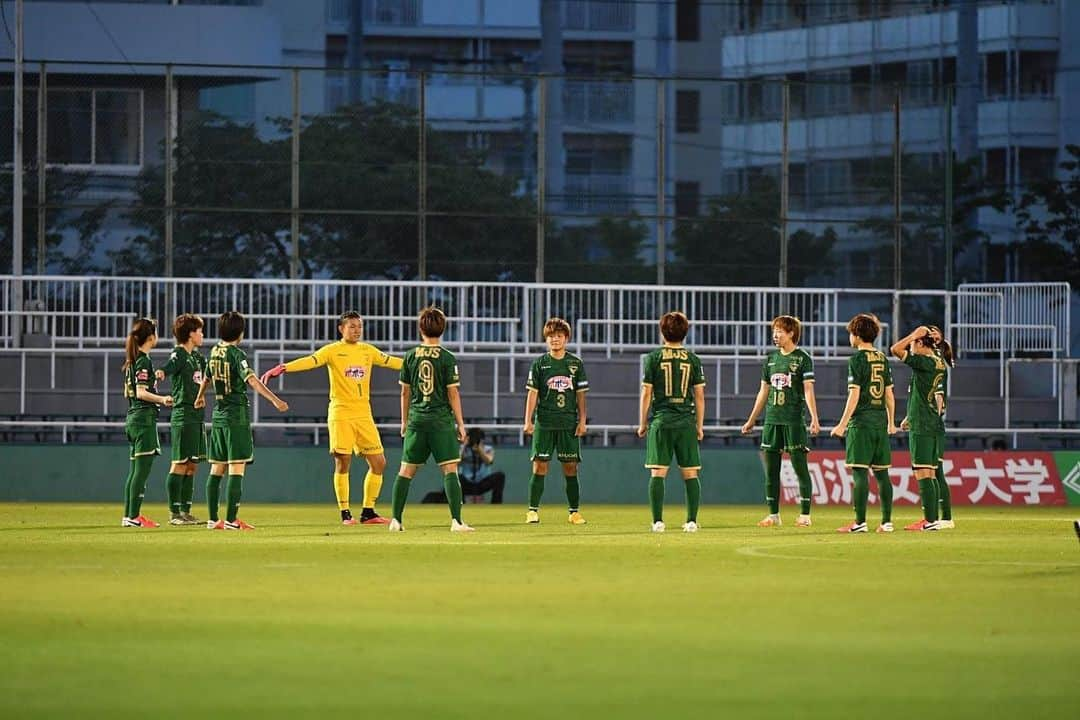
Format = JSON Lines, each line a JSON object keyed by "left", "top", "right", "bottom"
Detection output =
{"left": 909, "top": 433, "right": 942, "bottom": 469}
{"left": 645, "top": 424, "right": 700, "bottom": 470}
{"left": 171, "top": 421, "right": 207, "bottom": 464}
{"left": 760, "top": 423, "right": 808, "bottom": 453}
{"left": 402, "top": 427, "right": 460, "bottom": 466}
{"left": 208, "top": 421, "right": 254, "bottom": 464}
{"left": 126, "top": 421, "right": 160, "bottom": 460}
{"left": 531, "top": 427, "right": 581, "bottom": 463}
{"left": 844, "top": 424, "right": 891, "bottom": 469}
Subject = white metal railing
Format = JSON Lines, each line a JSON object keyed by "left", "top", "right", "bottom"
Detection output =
{"left": 0, "top": 277, "right": 1070, "bottom": 362}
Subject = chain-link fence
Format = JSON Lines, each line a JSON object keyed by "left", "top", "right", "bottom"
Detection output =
{"left": 0, "top": 59, "right": 1010, "bottom": 291}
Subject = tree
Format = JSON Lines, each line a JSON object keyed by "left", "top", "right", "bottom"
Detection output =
{"left": 1015, "top": 144, "right": 1080, "bottom": 285}
{"left": 111, "top": 102, "right": 535, "bottom": 280}
{"left": 545, "top": 215, "right": 651, "bottom": 283}
{"left": 670, "top": 174, "right": 836, "bottom": 287}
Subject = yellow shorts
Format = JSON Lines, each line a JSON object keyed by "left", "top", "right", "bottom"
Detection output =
{"left": 328, "top": 418, "right": 383, "bottom": 457}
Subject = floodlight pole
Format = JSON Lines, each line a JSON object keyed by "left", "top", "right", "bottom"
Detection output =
{"left": 12, "top": 0, "right": 24, "bottom": 346}
{"left": 779, "top": 79, "right": 790, "bottom": 287}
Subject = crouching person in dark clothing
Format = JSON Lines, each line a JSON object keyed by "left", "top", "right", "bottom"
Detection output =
{"left": 422, "top": 427, "right": 505, "bottom": 504}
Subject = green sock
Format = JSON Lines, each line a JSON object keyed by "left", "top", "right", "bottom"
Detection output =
{"left": 181, "top": 473, "right": 194, "bottom": 514}
{"left": 206, "top": 474, "right": 223, "bottom": 522}
{"left": 565, "top": 475, "right": 580, "bottom": 512}
{"left": 225, "top": 474, "right": 243, "bottom": 522}
{"left": 122, "top": 464, "right": 136, "bottom": 518}
{"left": 852, "top": 468, "right": 869, "bottom": 524}
{"left": 874, "top": 469, "right": 893, "bottom": 524}
{"left": 935, "top": 464, "right": 952, "bottom": 521}
{"left": 918, "top": 477, "right": 939, "bottom": 522}
{"left": 649, "top": 475, "right": 665, "bottom": 522}
{"left": 684, "top": 476, "right": 701, "bottom": 523}
{"left": 791, "top": 451, "right": 812, "bottom": 515}
{"left": 528, "top": 473, "right": 545, "bottom": 510}
{"left": 128, "top": 456, "right": 154, "bottom": 518}
{"left": 443, "top": 472, "right": 463, "bottom": 523}
{"left": 166, "top": 472, "right": 183, "bottom": 515}
{"left": 391, "top": 475, "right": 412, "bottom": 522}
{"left": 764, "top": 452, "right": 781, "bottom": 514}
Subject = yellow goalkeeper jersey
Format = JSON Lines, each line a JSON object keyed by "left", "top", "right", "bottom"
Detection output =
{"left": 285, "top": 341, "right": 403, "bottom": 421}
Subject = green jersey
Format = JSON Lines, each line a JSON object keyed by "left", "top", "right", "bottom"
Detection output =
{"left": 527, "top": 352, "right": 589, "bottom": 430}
{"left": 761, "top": 347, "right": 815, "bottom": 425}
{"left": 846, "top": 348, "right": 893, "bottom": 429}
{"left": 934, "top": 348, "right": 950, "bottom": 420}
{"left": 123, "top": 352, "right": 158, "bottom": 420}
{"left": 904, "top": 351, "right": 947, "bottom": 434}
{"left": 160, "top": 345, "right": 208, "bottom": 422}
{"left": 399, "top": 344, "right": 460, "bottom": 431}
{"left": 642, "top": 346, "right": 705, "bottom": 428}
{"left": 208, "top": 342, "right": 255, "bottom": 421}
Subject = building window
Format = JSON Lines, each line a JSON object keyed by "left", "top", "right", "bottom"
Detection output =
{"left": 809, "top": 160, "right": 852, "bottom": 208}
{"left": 676, "top": 90, "right": 700, "bottom": 134}
{"left": 676, "top": 0, "right": 700, "bottom": 42}
{"left": 806, "top": 71, "right": 851, "bottom": 116}
{"left": 42, "top": 88, "right": 141, "bottom": 167}
{"left": 675, "top": 181, "right": 700, "bottom": 218}
{"left": 905, "top": 60, "right": 937, "bottom": 107}
{"left": 1019, "top": 148, "right": 1058, "bottom": 184}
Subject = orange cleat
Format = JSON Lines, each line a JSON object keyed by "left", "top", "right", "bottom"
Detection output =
{"left": 360, "top": 514, "right": 390, "bottom": 525}
{"left": 224, "top": 519, "right": 255, "bottom": 531}
{"left": 207, "top": 520, "right": 225, "bottom": 530}
{"left": 905, "top": 519, "right": 939, "bottom": 531}
{"left": 133, "top": 515, "right": 160, "bottom": 528}
{"left": 757, "top": 514, "right": 781, "bottom": 527}
{"left": 836, "top": 521, "right": 868, "bottom": 533}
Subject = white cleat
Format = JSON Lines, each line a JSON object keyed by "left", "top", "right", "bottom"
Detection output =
{"left": 796, "top": 514, "right": 812, "bottom": 527}
{"left": 450, "top": 519, "right": 475, "bottom": 533}
{"left": 388, "top": 518, "right": 404, "bottom": 532}
{"left": 651, "top": 520, "right": 666, "bottom": 533}
{"left": 682, "top": 521, "right": 698, "bottom": 533}
{"left": 936, "top": 519, "right": 955, "bottom": 529}
{"left": 876, "top": 522, "right": 895, "bottom": 533}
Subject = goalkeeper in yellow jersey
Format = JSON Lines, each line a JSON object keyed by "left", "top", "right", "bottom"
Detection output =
{"left": 261, "top": 311, "right": 403, "bottom": 525}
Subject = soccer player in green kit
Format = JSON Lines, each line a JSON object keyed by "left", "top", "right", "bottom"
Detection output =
{"left": 830, "top": 313, "right": 898, "bottom": 534}
{"left": 155, "top": 313, "right": 210, "bottom": 525}
{"left": 928, "top": 325, "right": 956, "bottom": 529}
{"left": 637, "top": 311, "right": 706, "bottom": 533}
{"left": 121, "top": 318, "right": 174, "bottom": 528}
{"left": 741, "top": 315, "right": 821, "bottom": 527}
{"left": 389, "top": 307, "right": 474, "bottom": 533}
{"left": 205, "top": 311, "right": 289, "bottom": 531}
{"left": 890, "top": 325, "right": 947, "bottom": 531}
{"left": 523, "top": 317, "right": 589, "bottom": 525}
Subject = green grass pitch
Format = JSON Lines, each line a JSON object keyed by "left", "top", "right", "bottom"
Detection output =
{"left": 1, "top": 503, "right": 1078, "bottom": 719}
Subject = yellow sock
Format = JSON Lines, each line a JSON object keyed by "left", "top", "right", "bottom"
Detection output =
{"left": 363, "top": 471, "right": 383, "bottom": 509}
{"left": 333, "top": 472, "right": 350, "bottom": 511}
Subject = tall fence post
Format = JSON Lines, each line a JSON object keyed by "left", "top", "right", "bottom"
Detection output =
{"left": 12, "top": 0, "right": 23, "bottom": 347}
{"left": 164, "top": 64, "right": 175, "bottom": 279}
{"left": 36, "top": 62, "right": 46, "bottom": 277}
{"left": 944, "top": 85, "right": 954, "bottom": 290}
{"left": 536, "top": 74, "right": 546, "bottom": 284}
{"left": 779, "top": 79, "right": 790, "bottom": 288}
{"left": 892, "top": 86, "right": 902, "bottom": 338}
{"left": 656, "top": 78, "right": 666, "bottom": 285}
{"left": 290, "top": 68, "right": 301, "bottom": 341}
{"left": 417, "top": 70, "right": 427, "bottom": 281}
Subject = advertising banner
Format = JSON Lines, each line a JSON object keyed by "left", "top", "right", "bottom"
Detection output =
{"left": 780, "top": 451, "right": 1066, "bottom": 506}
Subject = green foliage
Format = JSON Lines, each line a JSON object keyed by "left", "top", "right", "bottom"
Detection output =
{"left": 1016, "top": 144, "right": 1080, "bottom": 285}
{"left": 671, "top": 174, "right": 837, "bottom": 286}
{"left": 545, "top": 215, "right": 651, "bottom": 283}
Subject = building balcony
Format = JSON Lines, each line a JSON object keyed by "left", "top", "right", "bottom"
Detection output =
{"left": 362, "top": 0, "right": 633, "bottom": 34}
{"left": 720, "top": 2, "right": 1059, "bottom": 76}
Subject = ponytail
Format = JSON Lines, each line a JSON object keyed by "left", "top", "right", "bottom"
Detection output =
{"left": 939, "top": 339, "right": 955, "bottom": 368}
{"left": 123, "top": 318, "right": 157, "bottom": 371}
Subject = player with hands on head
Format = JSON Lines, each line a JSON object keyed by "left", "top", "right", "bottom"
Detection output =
{"left": 121, "top": 318, "right": 174, "bottom": 528}
{"left": 259, "top": 311, "right": 402, "bottom": 525}
{"left": 831, "top": 313, "right": 897, "bottom": 534}
{"left": 638, "top": 311, "right": 706, "bottom": 533}
{"left": 741, "top": 315, "right": 820, "bottom": 528}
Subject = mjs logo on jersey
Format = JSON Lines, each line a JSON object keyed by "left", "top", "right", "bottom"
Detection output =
{"left": 547, "top": 376, "right": 573, "bottom": 392}
{"left": 345, "top": 366, "right": 366, "bottom": 380}
{"left": 770, "top": 373, "right": 792, "bottom": 389}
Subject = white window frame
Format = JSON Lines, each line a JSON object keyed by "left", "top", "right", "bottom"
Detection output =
{"left": 45, "top": 86, "right": 144, "bottom": 172}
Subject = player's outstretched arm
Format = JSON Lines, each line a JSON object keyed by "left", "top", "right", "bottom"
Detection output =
{"left": 890, "top": 326, "right": 929, "bottom": 360}
{"left": 260, "top": 351, "right": 326, "bottom": 385}
{"left": 637, "top": 383, "right": 653, "bottom": 437}
{"left": 741, "top": 381, "right": 769, "bottom": 434}
{"left": 247, "top": 374, "right": 288, "bottom": 412}
{"left": 136, "top": 385, "right": 173, "bottom": 407}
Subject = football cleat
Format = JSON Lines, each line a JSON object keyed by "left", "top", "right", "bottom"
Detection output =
{"left": 132, "top": 515, "right": 159, "bottom": 528}
{"left": 360, "top": 514, "right": 390, "bottom": 525}
{"left": 568, "top": 511, "right": 587, "bottom": 525}
{"left": 342, "top": 516, "right": 359, "bottom": 526}
{"left": 795, "top": 514, "right": 812, "bottom": 527}
{"left": 757, "top": 514, "right": 781, "bottom": 527}
{"left": 450, "top": 519, "right": 476, "bottom": 533}
{"left": 121, "top": 517, "right": 139, "bottom": 527}
{"left": 224, "top": 519, "right": 254, "bottom": 531}
{"left": 876, "top": 522, "right": 895, "bottom": 533}
{"left": 388, "top": 518, "right": 404, "bottom": 532}
{"left": 181, "top": 512, "right": 201, "bottom": 525}
{"left": 837, "top": 522, "right": 868, "bottom": 533}
{"left": 169, "top": 514, "right": 186, "bottom": 526}
{"left": 651, "top": 520, "right": 666, "bottom": 533}
{"left": 905, "top": 519, "right": 939, "bottom": 532}
{"left": 525, "top": 510, "right": 540, "bottom": 524}
{"left": 682, "top": 521, "right": 698, "bottom": 533}
{"left": 207, "top": 520, "right": 225, "bottom": 530}
{"left": 936, "top": 519, "right": 955, "bottom": 529}
{"left": 1074, "top": 519, "right": 1080, "bottom": 543}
